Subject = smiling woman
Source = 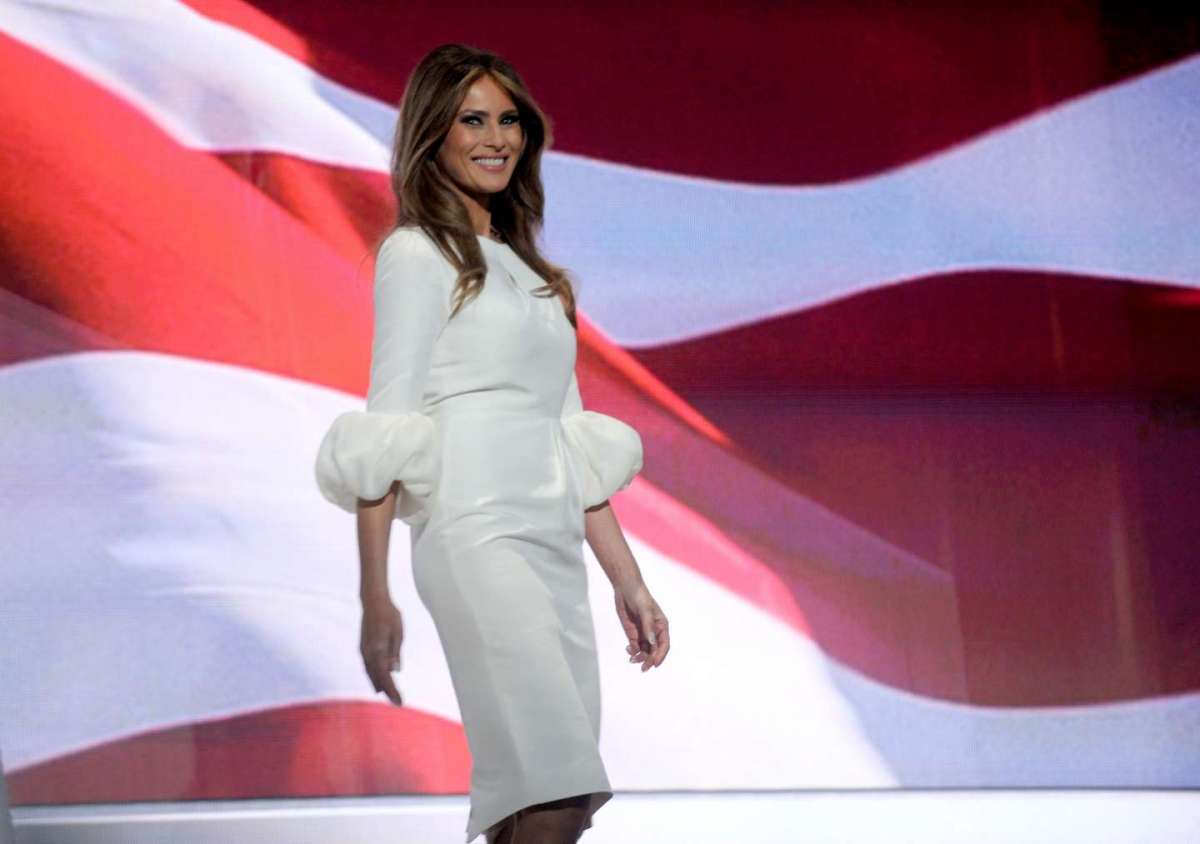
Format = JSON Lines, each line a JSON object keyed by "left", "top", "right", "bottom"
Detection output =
{"left": 439, "top": 79, "right": 524, "bottom": 198}
{"left": 315, "top": 42, "right": 666, "bottom": 844}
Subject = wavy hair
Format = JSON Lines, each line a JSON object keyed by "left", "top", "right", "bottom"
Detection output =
{"left": 383, "top": 43, "right": 578, "bottom": 328}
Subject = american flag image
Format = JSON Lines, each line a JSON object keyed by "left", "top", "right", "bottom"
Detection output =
{"left": 1, "top": 0, "right": 1198, "bottom": 815}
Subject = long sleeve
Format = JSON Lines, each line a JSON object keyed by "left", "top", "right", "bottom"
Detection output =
{"left": 559, "top": 366, "right": 644, "bottom": 509}
{"left": 314, "top": 229, "right": 450, "bottom": 524}
{"left": 365, "top": 230, "right": 450, "bottom": 413}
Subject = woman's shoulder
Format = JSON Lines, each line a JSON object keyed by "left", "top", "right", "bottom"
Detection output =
{"left": 376, "top": 226, "right": 457, "bottom": 282}
{"left": 379, "top": 225, "right": 444, "bottom": 261}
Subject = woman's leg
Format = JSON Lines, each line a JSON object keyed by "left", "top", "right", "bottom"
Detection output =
{"left": 511, "top": 793, "right": 591, "bottom": 844}
{"left": 484, "top": 812, "right": 519, "bottom": 844}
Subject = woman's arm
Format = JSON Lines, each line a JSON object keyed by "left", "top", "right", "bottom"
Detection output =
{"left": 584, "top": 501, "right": 644, "bottom": 594}
{"left": 559, "top": 366, "right": 644, "bottom": 592}
{"left": 560, "top": 362, "right": 669, "bottom": 670}
{"left": 354, "top": 230, "right": 450, "bottom": 606}
{"left": 588, "top": 499, "right": 671, "bottom": 672}
{"left": 357, "top": 485, "right": 399, "bottom": 609}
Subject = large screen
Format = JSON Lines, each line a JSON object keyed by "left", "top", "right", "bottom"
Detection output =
{"left": 1, "top": 0, "right": 1197, "bottom": 807}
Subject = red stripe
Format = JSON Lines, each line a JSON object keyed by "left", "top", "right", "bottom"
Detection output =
{"left": 634, "top": 270, "right": 1200, "bottom": 393}
{"left": 7, "top": 701, "right": 470, "bottom": 803}
{"left": 185, "top": 0, "right": 1200, "bottom": 184}
{"left": 0, "top": 32, "right": 369, "bottom": 394}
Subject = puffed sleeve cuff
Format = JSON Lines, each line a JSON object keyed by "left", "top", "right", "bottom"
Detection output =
{"left": 561, "top": 411, "right": 644, "bottom": 509}
{"left": 314, "top": 410, "right": 439, "bottom": 525}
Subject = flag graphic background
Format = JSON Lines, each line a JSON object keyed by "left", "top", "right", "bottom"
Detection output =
{"left": 1, "top": 0, "right": 1198, "bottom": 807}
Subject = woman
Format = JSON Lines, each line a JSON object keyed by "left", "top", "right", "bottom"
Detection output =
{"left": 314, "top": 43, "right": 670, "bottom": 843}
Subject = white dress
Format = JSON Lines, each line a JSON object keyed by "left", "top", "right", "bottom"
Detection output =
{"left": 314, "top": 226, "right": 643, "bottom": 842}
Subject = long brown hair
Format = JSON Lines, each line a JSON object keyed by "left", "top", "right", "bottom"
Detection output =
{"left": 384, "top": 43, "right": 578, "bottom": 328}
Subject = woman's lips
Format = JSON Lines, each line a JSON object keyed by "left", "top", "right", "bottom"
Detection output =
{"left": 472, "top": 156, "right": 508, "bottom": 172}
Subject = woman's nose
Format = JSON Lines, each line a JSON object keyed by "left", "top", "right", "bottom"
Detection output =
{"left": 485, "top": 121, "right": 504, "bottom": 147}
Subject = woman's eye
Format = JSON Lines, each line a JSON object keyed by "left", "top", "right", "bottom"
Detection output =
{"left": 462, "top": 115, "right": 519, "bottom": 126}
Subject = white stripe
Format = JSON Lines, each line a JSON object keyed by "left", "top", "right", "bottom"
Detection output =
{"left": 3, "top": 2, "right": 1198, "bottom": 346}
{"left": 594, "top": 530, "right": 1200, "bottom": 787}
{"left": 1, "top": 352, "right": 1197, "bottom": 786}
{"left": 546, "top": 53, "right": 1200, "bottom": 345}
{"left": 0, "top": 0, "right": 395, "bottom": 170}
{"left": 0, "top": 351, "right": 884, "bottom": 784}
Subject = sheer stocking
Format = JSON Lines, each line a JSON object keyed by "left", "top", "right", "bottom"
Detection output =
{"left": 485, "top": 812, "right": 519, "bottom": 844}
{"left": 511, "top": 793, "right": 591, "bottom": 844}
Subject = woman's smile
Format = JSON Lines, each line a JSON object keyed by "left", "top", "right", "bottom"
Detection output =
{"left": 472, "top": 154, "right": 509, "bottom": 172}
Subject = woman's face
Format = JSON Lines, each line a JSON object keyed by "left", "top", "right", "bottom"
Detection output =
{"left": 437, "top": 74, "right": 525, "bottom": 205}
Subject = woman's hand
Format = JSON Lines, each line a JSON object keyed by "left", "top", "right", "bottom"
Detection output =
{"left": 615, "top": 582, "right": 670, "bottom": 672}
{"left": 361, "top": 597, "right": 405, "bottom": 705}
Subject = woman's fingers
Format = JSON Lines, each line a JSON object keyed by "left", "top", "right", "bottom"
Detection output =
{"left": 650, "top": 616, "right": 670, "bottom": 668}
{"left": 365, "top": 647, "right": 403, "bottom": 706}
{"left": 385, "top": 625, "right": 404, "bottom": 705}
{"left": 616, "top": 593, "right": 643, "bottom": 662}
{"left": 390, "top": 625, "right": 403, "bottom": 673}
{"left": 360, "top": 602, "right": 405, "bottom": 703}
{"left": 616, "top": 593, "right": 640, "bottom": 641}
{"left": 638, "top": 606, "right": 669, "bottom": 671}
{"left": 380, "top": 663, "right": 403, "bottom": 706}
{"left": 618, "top": 588, "right": 670, "bottom": 671}
{"left": 639, "top": 620, "right": 657, "bottom": 670}
{"left": 361, "top": 640, "right": 404, "bottom": 705}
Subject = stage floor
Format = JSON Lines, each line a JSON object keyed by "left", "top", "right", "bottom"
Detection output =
{"left": 12, "top": 789, "right": 1200, "bottom": 843}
